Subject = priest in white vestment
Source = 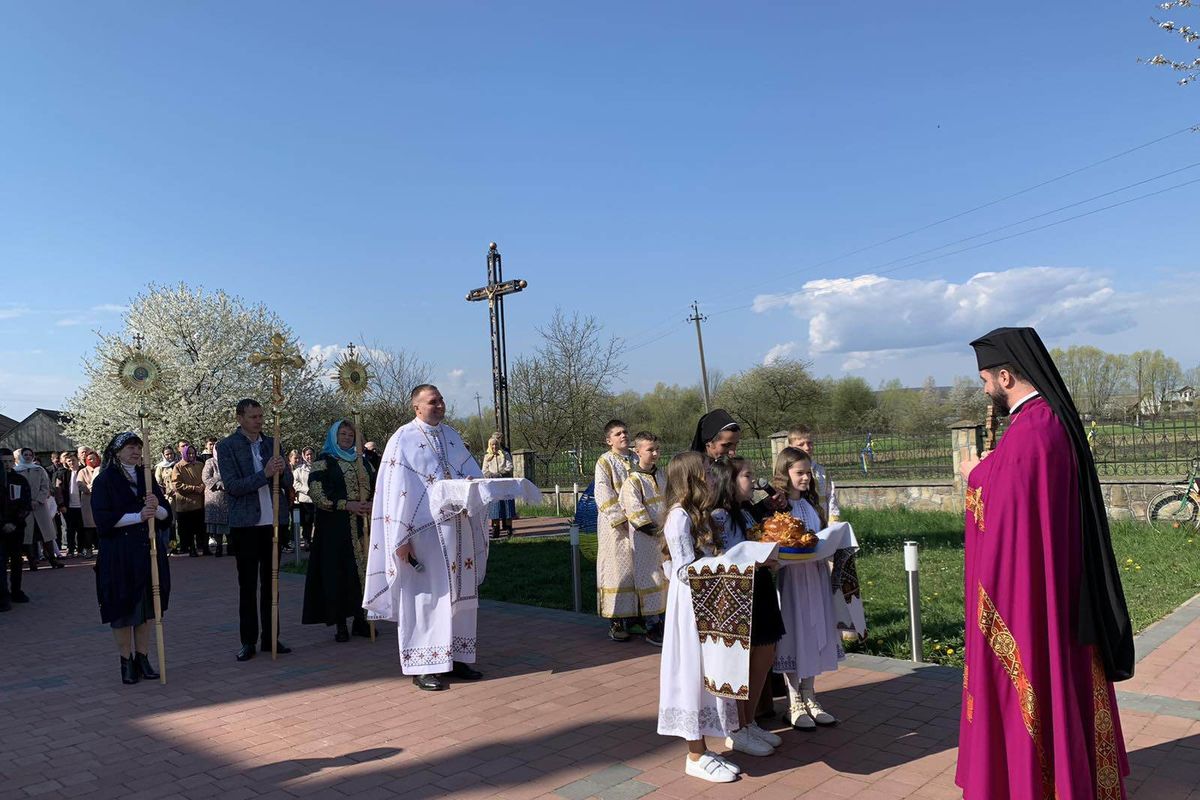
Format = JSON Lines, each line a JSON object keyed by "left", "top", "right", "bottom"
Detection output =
{"left": 362, "top": 384, "right": 487, "bottom": 691}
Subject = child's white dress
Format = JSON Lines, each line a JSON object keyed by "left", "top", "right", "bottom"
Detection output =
{"left": 773, "top": 498, "right": 841, "bottom": 678}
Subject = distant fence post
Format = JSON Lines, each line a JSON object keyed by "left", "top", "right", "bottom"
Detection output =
{"left": 949, "top": 421, "right": 984, "bottom": 507}
{"left": 512, "top": 449, "right": 536, "bottom": 487}
{"left": 769, "top": 430, "right": 789, "bottom": 460}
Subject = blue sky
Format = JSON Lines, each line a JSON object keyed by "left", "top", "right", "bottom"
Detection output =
{"left": 2, "top": 2, "right": 1197, "bottom": 420}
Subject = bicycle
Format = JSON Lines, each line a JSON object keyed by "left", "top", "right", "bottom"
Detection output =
{"left": 1146, "top": 457, "right": 1200, "bottom": 530}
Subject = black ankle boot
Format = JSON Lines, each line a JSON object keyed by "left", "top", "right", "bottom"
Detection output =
{"left": 335, "top": 622, "right": 350, "bottom": 642}
{"left": 120, "top": 656, "right": 139, "bottom": 685}
{"left": 135, "top": 652, "right": 159, "bottom": 680}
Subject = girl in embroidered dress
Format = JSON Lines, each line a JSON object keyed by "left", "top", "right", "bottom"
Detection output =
{"left": 771, "top": 447, "right": 840, "bottom": 731}
{"left": 658, "top": 451, "right": 741, "bottom": 782}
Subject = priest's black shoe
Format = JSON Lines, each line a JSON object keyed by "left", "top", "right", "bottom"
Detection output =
{"left": 11, "top": 591, "right": 29, "bottom": 603}
{"left": 334, "top": 625, "right": 350, "bottom": 643}
{"left": 135, "top": 652, "right": 159, "bottom": 680}
{"left": 120, "top": 656, "right": 139, "bottom": 685}
{"left": 262, "top": 639, "right": 292, "bottom": 654}
{"left": 450, "top": 661, "right": 483, "bottom": 680}
{"left": 236, "top": 644, "right": 256, "bottom": 662}
{"left": 351, "top": 619, "right": 372, "bottom": 638}
{"left": 413, "top": 673, "right": 447, "bottom": 691}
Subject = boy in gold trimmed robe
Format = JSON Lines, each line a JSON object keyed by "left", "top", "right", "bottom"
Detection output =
{"left": 619, "top": 431, "right": 668, "bottom": 645}
{"left": 594, "top": 419, "right": 637, "bottom": 641}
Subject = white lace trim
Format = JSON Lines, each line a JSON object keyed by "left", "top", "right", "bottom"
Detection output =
{"left": 657, "top": 704, "right": 735, "bottom": 740}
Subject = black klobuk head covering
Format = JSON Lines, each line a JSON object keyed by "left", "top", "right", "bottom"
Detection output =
{"left": 970, "top": 326, "right": 1134, "bottom": 681}
{"left": 690, "top": 409, "right": 740, "bottom": 453}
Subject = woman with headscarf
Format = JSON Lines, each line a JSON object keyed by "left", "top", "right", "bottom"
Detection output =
{"left": 202, "top": 447, "right": 230, "bottom": 557}
{"left": 482, "top": 432, "right": 515, "bottom": 539}
{"left": 91, "top": 432, "right": 172, "bottom": 685}
{"left": 168, "top": 445, "right": 207, "bottom": 557}
{"left": 302, "top": 419, "right": 375, "bottom": 642}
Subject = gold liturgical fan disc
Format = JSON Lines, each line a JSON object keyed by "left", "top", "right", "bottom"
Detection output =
{"left": 117, "top": 352, "right": 164, "bottom": 394}
{"left": 335, "top": 356, "right": 371, "bottom": 397}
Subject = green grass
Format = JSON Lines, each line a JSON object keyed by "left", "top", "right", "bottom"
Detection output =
{"left": 478, "top": 508, "right": 1200, "bottom": 668}
{"left": 515, "top": 501, "right": 575, "bottom": 518}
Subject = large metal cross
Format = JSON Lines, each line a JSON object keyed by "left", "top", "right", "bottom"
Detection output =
{"left": 465, "top": 242, "right": 527, "bottom": 448}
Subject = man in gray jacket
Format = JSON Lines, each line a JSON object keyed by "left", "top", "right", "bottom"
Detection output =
{"left": 216, "top": 398, "right": 293, "bottom": 662}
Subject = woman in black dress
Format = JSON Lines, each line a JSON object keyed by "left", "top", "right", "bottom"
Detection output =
{"left": 301, "top": 419, "right": 375, "bottom": 642}
{"left": 91, "top": 432, "right": 172, "bottom": 685}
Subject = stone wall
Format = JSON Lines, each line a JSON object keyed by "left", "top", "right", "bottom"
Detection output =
{"left": 836, "top": 481, "right": 962, "bottom": 513}
{"left": 1100, "top": 478, "right": 1178, "bottom": 521}
{"left": 834, "top": 478, "right": 1178, "bottom": 521}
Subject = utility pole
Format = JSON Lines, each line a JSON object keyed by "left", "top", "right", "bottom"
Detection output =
{"left": 474, "top": 392, "right": 485, "bottom": 443}
{"left": 688, "top": 301, "right": 711, "bottom": 413}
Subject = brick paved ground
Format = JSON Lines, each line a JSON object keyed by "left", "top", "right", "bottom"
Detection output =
{"left": 2, "top": 546, "right": 1199, "bottom": 800}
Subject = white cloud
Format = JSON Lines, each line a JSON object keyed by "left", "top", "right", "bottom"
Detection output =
{"left": 55, "top": 318, "right": 82, "bottom": 327}
{"left": 90, "top": 303, "right": 128, "bottom": 314}
{"left": 307, "top": 343, "right": 357, "bottom": 368}
{"left": 753, "top": 267, "right": 1139, "bottom": 364}
{"left": 448, "top": 368, "right": 465, "bottom": 379}
{"left": 0, "top": 306, "right": 30, "bottom": 320}
{"left": 763, "top": 342, "right": 801, "bottom": 365}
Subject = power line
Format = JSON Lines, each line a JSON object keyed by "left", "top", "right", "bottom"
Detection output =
{"left": 701, "top": 170, "right": 1200, "bottom": 320}
{"left": 835, "top": 159, "right": 1200, "bottom": 277}
{"left": 700, "top": 120, "right": 1200, "bottom": 306}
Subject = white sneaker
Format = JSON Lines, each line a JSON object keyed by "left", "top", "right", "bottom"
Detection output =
{"left": 685, "top": 753, "right": 737, "bottom": 783}
{"left": 725, "top": 726, "right": 774, "bottom": 756}
{"left": 746, "top": 722, "right": 783, "bottom": 747}
{"left": 706, "top": 751, "right": 742, "bottom": 774}
{"left": 803, "top": 696, "right": 837, "bottom": 726}
{"left": 787, "top": 706, "right": 817, "bottom": 731}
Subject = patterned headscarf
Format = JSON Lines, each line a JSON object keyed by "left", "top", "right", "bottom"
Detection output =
{"left": 102, "top": 431, "right": 143, "bottom": 468}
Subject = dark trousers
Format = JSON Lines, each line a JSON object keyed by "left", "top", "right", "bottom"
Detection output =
{"left": 54, "top": 513, "right": 62, "bottom": 548}
{"left": 231, "top": 525, "right": 275, "bottom": 647}
{"left": 177, "top": 510, "right": 206, "bottom": 555}
{"left": 63, "top": 508, "right": 83, "bottom": 554}
{"left": 298, "top": 503, "right": 315, "bottom": 547}
{"left": 1, "top": 537, "right": 22, "bottom": 598}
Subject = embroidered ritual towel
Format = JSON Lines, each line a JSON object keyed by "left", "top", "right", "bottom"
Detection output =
{"left": 685, "top": 540, "right": 777, "bottom": 700}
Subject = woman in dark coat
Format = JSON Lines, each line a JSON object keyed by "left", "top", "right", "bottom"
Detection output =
{"left": 302, "top": 419, "right": 375, "bottom": 642}
{"left": 92, "top": 432, "right": 172, "bottom": 685}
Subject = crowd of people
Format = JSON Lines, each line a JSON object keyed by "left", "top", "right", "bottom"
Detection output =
{"left": 0, "top": 392, "right": 519, "bottom": 681}
{"left": 0, "top": 326, "right": 1139, "bottom": 797}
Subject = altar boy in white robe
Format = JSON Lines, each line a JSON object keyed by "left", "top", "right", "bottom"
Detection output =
{"left": 362, "top": 384, "right": 487, "bottom": 691}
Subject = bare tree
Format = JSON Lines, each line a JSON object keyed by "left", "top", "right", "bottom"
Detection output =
{"left": 349, "top": 337, "right": 433, "bottom": 441}
{"left": 509, "top": 309, "right": 625, "bottom": 457}
{"left": 1051, "top": 346, "right": 1126, "bottom": 415}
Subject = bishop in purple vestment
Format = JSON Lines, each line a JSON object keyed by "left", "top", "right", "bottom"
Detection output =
{"left": 956, "top": 327, "right": 1133, "bottom": 800}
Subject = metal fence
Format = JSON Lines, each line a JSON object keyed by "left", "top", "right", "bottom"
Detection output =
{"left": 534, "top": 432, "right": 955, "bottom": 487}
{"left": 1089, "top": 418, "right": 1199, "bottom": 477}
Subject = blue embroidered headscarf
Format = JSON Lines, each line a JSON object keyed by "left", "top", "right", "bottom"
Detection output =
{"left": 322, "top": 419, "right": 358, "bottom": 462}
